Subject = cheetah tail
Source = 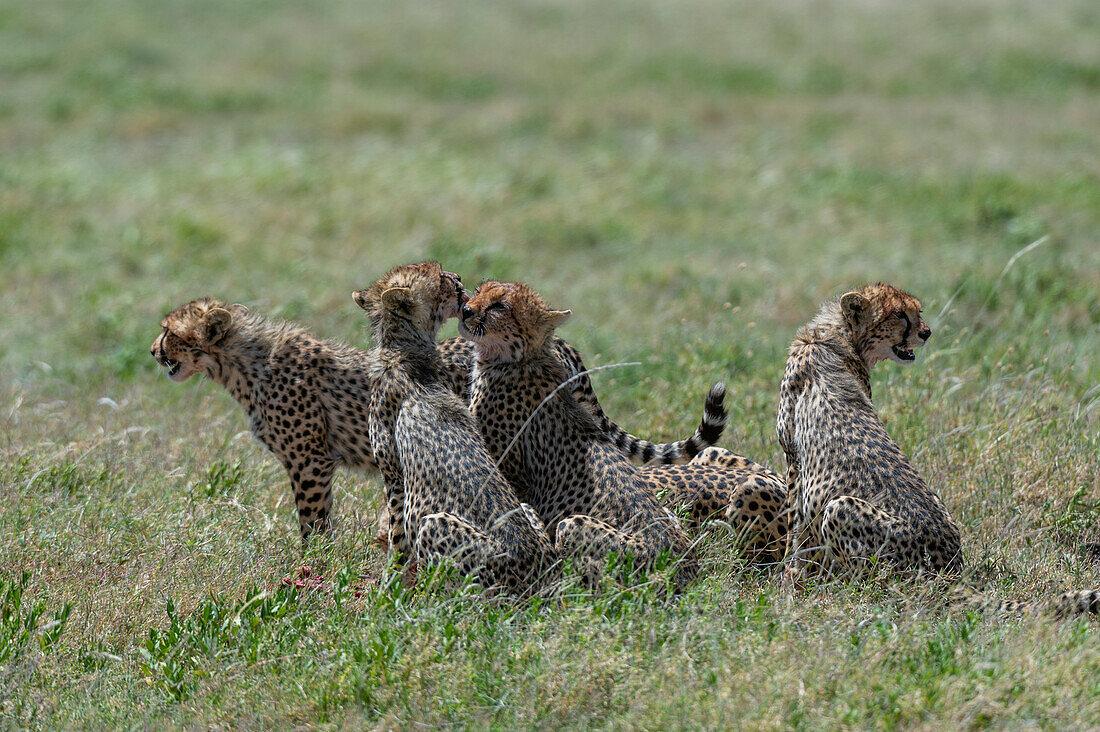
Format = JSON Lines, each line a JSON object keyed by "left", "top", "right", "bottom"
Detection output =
{"left": 957, "top": 588, "right": 1100, "bottom": 619}
{"left": 1045, "top": 589, "right": 1100, "bottom": 619}
{"left": 602, "top": 382, "right": 729, "bottom": 466}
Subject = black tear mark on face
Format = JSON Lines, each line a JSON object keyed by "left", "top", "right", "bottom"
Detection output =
{"left": 891, "top": 312, "right": 915, "bottom": 361}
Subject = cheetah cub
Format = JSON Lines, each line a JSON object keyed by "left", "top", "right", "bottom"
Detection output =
{"left": 455, "top": 281, "right": 787, "bottom": 565}
{"left": 353, "top": 262, "right": 557, "bottom": 595}
{"left": 778, "top": 282, "right": 961, "bottom": 575}
{"left": 151, "top": 298, "right": 389, "bottom": 539}
{"left": 780, "top": 283, "right": 1100, "bottom": 618}
{"left": 459, "top": 281, "right": 698, "bottom": 587}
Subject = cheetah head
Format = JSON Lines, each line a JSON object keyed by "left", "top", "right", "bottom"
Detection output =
{"left": 458, "top": 280, "right": 570, "bottom": 363}
{"left": 840, "top": 282, "right": 931, "bottom": 368}
{"left": 352, "top": 261, "right": 468, "bottom": 340}
{"left": 151, "top": 298, "right": 244, "bottom": 382}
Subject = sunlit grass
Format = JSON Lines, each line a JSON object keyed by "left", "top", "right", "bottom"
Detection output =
{"left": 1, "top": 0, "right": 1099, "bottom": 726}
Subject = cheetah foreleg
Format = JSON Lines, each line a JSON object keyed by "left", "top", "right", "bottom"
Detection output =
{"left": 279, "top": 451, "right": 336, "bottom": 542}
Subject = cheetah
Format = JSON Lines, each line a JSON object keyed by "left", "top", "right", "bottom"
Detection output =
{"left": 780, "top": 283, "right": 1100, "bottom": 617}
{"left": 459, "top": 280, "right": 716, "bottom": 587}
{"left": 352, "top": 262, "right": 557, "bottom": 594}
{"left": 777, "top": 282, "right": 961, "bottom": 576}
{"left": 151, "top": 298, "right": 388, "bottom": 539}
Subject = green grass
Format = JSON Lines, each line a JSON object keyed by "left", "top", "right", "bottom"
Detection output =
{"left": 2, "top": 0, "right": 1100, "bottom": 727}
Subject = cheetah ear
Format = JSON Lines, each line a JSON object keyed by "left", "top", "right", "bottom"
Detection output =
{"left": 840, "top": 292, "right": 870, "bottom": 326}
{"left": 352, "top": 289, "right": 370, "bottom": 311}
{"left": 380, "top": 286, "right": 411, "bottom": 310}
{"left": 545, "top": 309, "right": 571, "bottom": 329}
{"left": 200, "top": 307, "right": 232, "bottom": 346}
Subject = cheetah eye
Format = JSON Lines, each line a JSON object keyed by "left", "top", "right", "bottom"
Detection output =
{"left": 486, "top": 302, "right": 507, "bottom": 312}
{"left": 893, "top": 310, "right": 906, "bottom": 320}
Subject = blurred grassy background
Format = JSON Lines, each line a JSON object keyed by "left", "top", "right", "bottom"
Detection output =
{"left": 2, "top": 0, "right": 1099, "bottom": 727}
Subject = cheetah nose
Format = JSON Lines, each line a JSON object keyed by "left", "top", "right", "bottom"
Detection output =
{"left": 461, "top": 304, "right": 473, "bottom": 320}
{"left": 919, "top": 326, "right": 932, "bottom": 341}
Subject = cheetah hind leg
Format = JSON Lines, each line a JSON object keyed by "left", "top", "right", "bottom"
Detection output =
{"left": 555, "top": 515, "right": 646, "bottom": 588}
{"left": 723, "top": 476, "right": 790, "bottom": 564}
{"left": 686, "top": 447, "right": 790, "bottom": 564}
{"left": 493, "top": 503, "right": 562, "bottom": 588}
{"left": 414, "top": 512, "right": 504, "bottom": 593}
{"left": 415, "top": 512, "right": 551, "bottom": 595}
{"left": 554, "top": 515, "right": 694, "bottom": 589}
{"left": 819, "top": 495, "right": 901, "bottom": 575}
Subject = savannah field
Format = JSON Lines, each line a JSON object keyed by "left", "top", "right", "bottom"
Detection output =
{"left": 2, "top": 0, "right": 1100, "bottom": 728}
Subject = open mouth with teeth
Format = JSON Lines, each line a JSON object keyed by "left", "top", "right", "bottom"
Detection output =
{"left": 156, "top": 355, "right": 182, "bottom": 377}
{"left": 892, "top": 345, "right": 916, "bottom": 362}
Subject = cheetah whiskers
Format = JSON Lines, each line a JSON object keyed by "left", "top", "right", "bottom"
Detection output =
{"left": 493, "top": 361, "right": 642, "bottom": 469}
